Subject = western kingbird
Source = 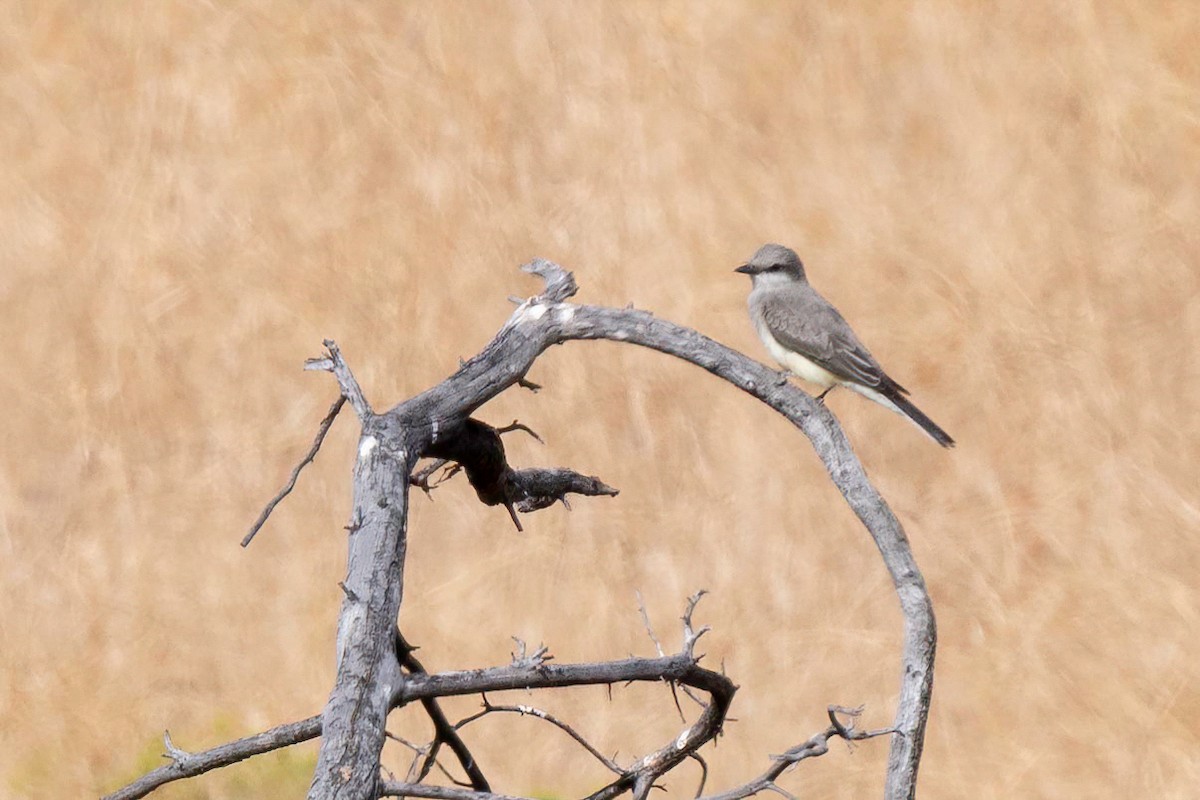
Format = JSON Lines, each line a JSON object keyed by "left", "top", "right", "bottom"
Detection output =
{"left": 736, "top": 243, "right": 954, "bottom": 448}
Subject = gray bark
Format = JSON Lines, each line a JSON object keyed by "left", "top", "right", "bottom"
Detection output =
{"left": 308, "top": 415, "right": 416, "bottom": 799}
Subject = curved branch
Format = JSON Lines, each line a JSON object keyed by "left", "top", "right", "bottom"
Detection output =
{"left": 390, "top": 259, "right": 934, "bottom": 798}
{"left": 553, "top": 306, "right": 935, "bottom": 799}
{"left": 454, "top": 702, "right": 623, "bottom": 775}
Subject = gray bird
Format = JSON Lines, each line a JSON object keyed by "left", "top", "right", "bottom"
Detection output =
{"left": 735, "top": 243, "right": 954, "bottom": 447}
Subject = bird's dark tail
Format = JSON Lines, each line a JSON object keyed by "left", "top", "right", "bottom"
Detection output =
{"left": 884, "top": 388, "right": 956, "bottom": 448}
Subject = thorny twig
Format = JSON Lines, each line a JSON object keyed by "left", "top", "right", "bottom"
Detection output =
{"left": 453, "top": 699, "right": 623, "bottom": 775}
{"left": 698, "top": 707, "right": 898, "bottom": 800}
{"left": 395, "top": 629, "right": 493, "bottom": 791}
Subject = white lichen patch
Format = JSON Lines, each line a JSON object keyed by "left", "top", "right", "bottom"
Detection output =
{"left": 335, "top": 602, "right": 366, "bottom": 665}
{"left": 553, "top": 304, "right": 576, "bottom": 322}
{"left": 358, "top": 435, "right": 378, "bottom": 459}
{"left": 519, "top": 302, "right": 549, "bottom": 322}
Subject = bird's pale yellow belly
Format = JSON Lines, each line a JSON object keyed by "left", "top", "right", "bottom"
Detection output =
{"left": 755, "top": 320, "right": 840, "bottom": 388}
{"left": 751, "top": 308, "right": 916, "bottom": 428}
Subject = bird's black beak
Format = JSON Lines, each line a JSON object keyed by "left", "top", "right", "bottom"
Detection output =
{"left": 734, "top": 264, "right": 753, "bottom": 275}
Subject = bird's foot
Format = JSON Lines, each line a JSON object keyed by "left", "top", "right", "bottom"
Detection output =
{"left": 774, "top": 369, "right": 791, "bottom": 387}
{"left": 815, "top": 386, "right": 834, "bottom": 405}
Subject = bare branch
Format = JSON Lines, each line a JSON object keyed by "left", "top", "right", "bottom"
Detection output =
{"left": 762, "top": 785, "right": 797, "bottom": 800}
{"left": 162, "top": 730, "right": 191, "bottom": 763}
{"left": 681, "top": 590, "right": 711, "bottom": 658}
{"left": 396, "top": 629, "right": 492, "bottom": 791}
{"left": 386, "top": 730, "right": 426, "bottom": 753}
{"left": 102, "top": 716, "right": 321, "bottom": 800}
{"left": 455, "top": 701, "right": 622, "bottom": 775}
{"left": 391, "top": 620, "right": 732, "bottom": 800}
{"left": 502, "top": 499, "right": 524, "bottom": 532}
{"left": 107, "top": 604, "right": 740, "bottom": 800}
{"left": 495, "top": 419, "right": 544, "bottom": 443}
{"left": 583, "top": 594, "right": 730, "bottom": 800}
{"left": 377, "top": 782, "right": 526, "bottom": 800}
{"left": 700, "top": 707, "right": 896, "bottom": 800}
{"left": 304, "top": 339, "right": 372, "bottom": 419}
{"left": 242, "top": 395, "right": 346, "bottom": 547}
{"left": 689, "top": 752, "right": 709, "bottom": 798}
{"left": 389, "top": 733, "right": 434, "bottom": 783}
{"left": 397, "top": 654, "right": 731, "bottom": 716}
{"left": 636, "top": 591, "right": 666, "bottom": 658}
{"left": 410, "top": 458, "right": 454, "bottom": 497}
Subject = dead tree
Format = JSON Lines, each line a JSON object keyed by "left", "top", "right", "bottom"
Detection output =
{"left": 105, "top": 259, "right": 936, "bottom": 800}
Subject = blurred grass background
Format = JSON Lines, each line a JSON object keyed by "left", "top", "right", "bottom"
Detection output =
{"left": 2, "top": 2, "right": 1198, "bottom": 797}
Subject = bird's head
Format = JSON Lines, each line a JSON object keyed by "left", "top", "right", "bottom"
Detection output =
{"left": 734, "top": 243, "right": 806, "bottom": 283}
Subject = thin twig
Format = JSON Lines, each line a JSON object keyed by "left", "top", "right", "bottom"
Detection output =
{"left": 583, "top": 594, "right": 733, "bottom": 800}
{"left": 699, "top": 707, "right": 896, "bottom": 800}
{"left": 411, "top": 459, "right": 457, "bottom": 497}
{"left": 455, "top": 700, "right": 622, "bottom": 775}
{"left": 388, "top": 732, "right": 432, "bottom": 782}
{"left": 377, "top": 782, "right": 525, "bottom": 800}
{"left": 495, "top": 420, "right": 544, "bottom": 443}
{"left": 637, "top": 591, "right": 666, "bottom": 658}
{"left": 241, "top": 395, "right": 345, "bottom": 547}
{"left": 503, "top": 499, "right": 524, "bottom": 532}
{"left": 689, "top": 752, "right": 709, "bottom": 798}
{"left": 386, "top": 731, "right": 426, "bottom": 753}
{"left": 638, "top": 592, "right": 687, "bottom": 722}
{"left": 397, "top": 629, "right": 492, "bottom": 791}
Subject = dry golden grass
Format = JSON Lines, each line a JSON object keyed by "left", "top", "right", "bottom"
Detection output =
{"left": 2, "top": 2, "right": 1198, "bottom": 797}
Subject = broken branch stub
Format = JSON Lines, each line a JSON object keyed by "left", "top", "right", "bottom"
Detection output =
{"left": 422, "top": 417, "right": 618, "bottom": 531}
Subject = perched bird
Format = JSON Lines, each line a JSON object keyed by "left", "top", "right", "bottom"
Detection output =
{"left": 735, "top": 243, "right": 954, "bottom": 447}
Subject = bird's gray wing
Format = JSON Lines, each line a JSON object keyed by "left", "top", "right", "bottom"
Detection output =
{"left": 757, "top": 285, "right": 899, "bottom": 391}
